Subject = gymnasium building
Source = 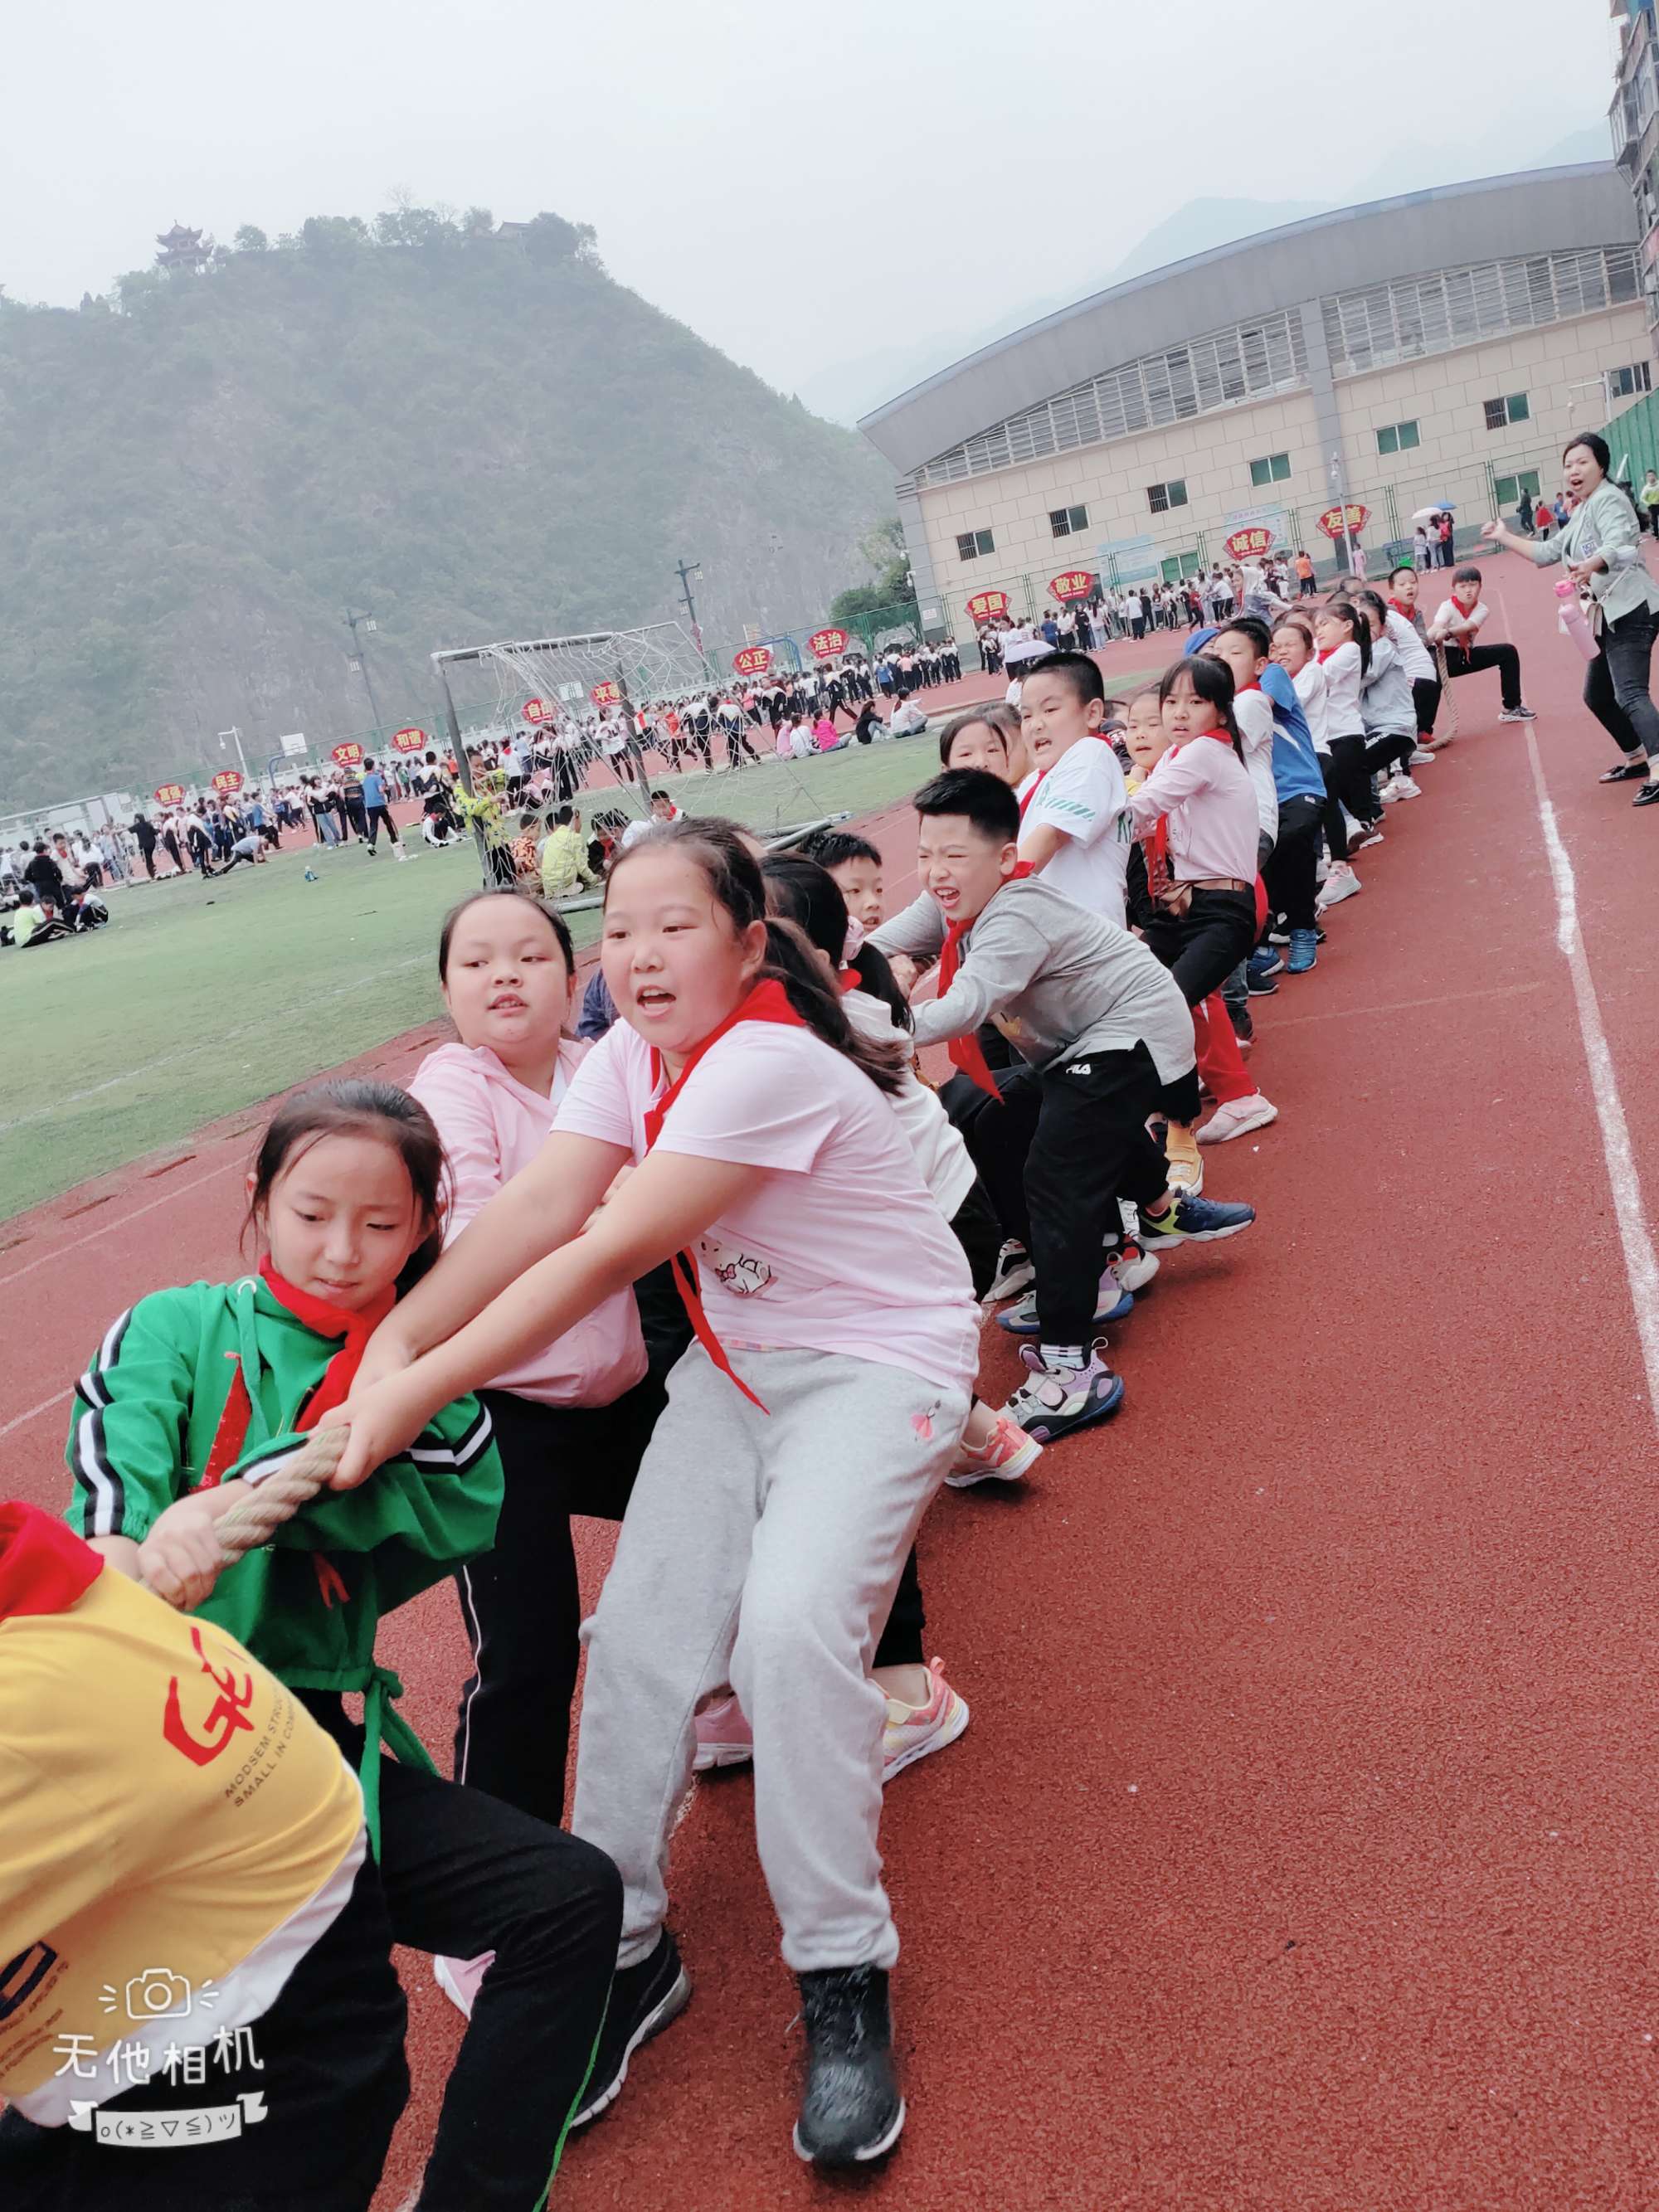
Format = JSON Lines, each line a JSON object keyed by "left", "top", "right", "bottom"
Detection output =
{"left": 858, "top": 167, "right": 1648, "bottom": 630}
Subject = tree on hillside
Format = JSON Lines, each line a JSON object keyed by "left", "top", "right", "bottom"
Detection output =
{"left": 830, "top": 518, "right": 917, "bottom": 631}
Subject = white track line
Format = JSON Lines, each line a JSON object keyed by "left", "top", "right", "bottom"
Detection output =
{"left": 0, "top": 1387, "right": 73, "bottom": 1441}
{"left": 1523, "top": 720, "right": 1659, "bottom": 1431}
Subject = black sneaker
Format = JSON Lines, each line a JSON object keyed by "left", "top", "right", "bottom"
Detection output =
{"left": 569, "top": 1930, "right": 690, "bottom": 2129}
{"left": 792, "top": 1965, "right": 904, "bottom": 2167}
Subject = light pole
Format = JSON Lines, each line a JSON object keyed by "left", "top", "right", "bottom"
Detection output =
{"left": 674, "top": 557, "right": 713, "bottom": 680}
{"left": 1327, "top": 451, "right": 1356, "bottom": 577}
{"left": 343, "top": 607, "right": 385, "bottom": 732}
{"left": 216, "top": 726, "right": 251, "bottom": 784}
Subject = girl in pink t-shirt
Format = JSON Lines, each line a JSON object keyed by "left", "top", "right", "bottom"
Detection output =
{"left": 408, "top": 889, "right": 661, "bottom": 2022}
{"left": 330, "top": 821, "right": 977, "bottom": 2169}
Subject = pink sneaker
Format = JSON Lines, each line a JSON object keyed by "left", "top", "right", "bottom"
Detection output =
{"left": 692, "top": 1691, "right": 753, "bottom": 1772}
{"left": 434, "top": 1950, "right": 495, "bottom": 2020}
{"left": 944, "top": 1409, "right": 1044, "bottom": 1490}
{"left": 882, "top": 1657, "right": 970, "bottom": 1780}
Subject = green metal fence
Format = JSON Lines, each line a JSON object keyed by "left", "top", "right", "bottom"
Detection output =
{"left": 1606, "top": 386, "right": 1659, "bottom": 483}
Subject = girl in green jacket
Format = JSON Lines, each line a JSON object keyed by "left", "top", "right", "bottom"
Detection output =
{"left": 63, "top": 1078, "right": 621, "bottom": 2212}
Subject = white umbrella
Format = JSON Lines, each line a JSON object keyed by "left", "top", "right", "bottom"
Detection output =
{"left": 1411, "top": 504, "right": 1451, "bottom": 523}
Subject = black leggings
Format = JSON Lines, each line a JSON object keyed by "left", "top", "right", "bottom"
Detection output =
{"left": 1364, "top": 729, "right": 1413, "bottom": 780}
{"left": 1584, "top": 603, "right": 1659, "bottom": 760}
{"left": 1321, "top": 732, "right": 1374, "bottom": 857}
{"left": 1261, "top": 792, "right": 1321, "bottom": 933}
{"left": 1412, "top": 675, "right": 1441, "bottom": 738}
{"left": 363, "top": 804, "right": 400, "bottom": 848}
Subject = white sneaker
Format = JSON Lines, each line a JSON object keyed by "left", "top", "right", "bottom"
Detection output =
{"left": 1104, "top": 1238, "right": 1160, "bottom": 1294}
{"left": 985, "top": 1241, "right": 1034, "bottom": 1303}
{"left": 1378, "top": 780, "right": 1401, "bottom": 804}
{"left": 1410, "top": 747, "right": 1436, "bottom": 765}
{"left": 1197, "top": 1092, "right": 1279, "bottom": 1145}
{"left": 1351, "top": 824, "right": 1385, "bottom": 851}
{"left": 1341, "top": 811, "right": 1368, "bottom": 844}
{"left": 1390, "top": 775, "right": 1422, "bottom": 799}
{"left": 1317, "top": 862, "right": 1362, "bottom": 908}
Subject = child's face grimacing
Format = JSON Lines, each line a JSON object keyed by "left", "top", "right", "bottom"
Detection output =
{"left": 916, "top": 814, "right": 1017, "bottom": 926}
{"left": 1124, "top": 695, "right": 1168, "bottom": 775}
{"left": 1203, "top": 632, "right": 1266, "bottom": 694}
{"left": 1017, "top": 668, "right": 1102, "bottom": 770}
{"left": 826, "top": 855, "right": 884, "bottom": 931}
{"left": 1270, "top": 626, "right": 1311, "bottom": 675}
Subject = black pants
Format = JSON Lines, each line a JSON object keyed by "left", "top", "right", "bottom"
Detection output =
{"left": 1141, "top": 887, "right": 1258, "bottom": 1009}
{"left": 304, "top": 1696, "right": 619, "bottom": 2212}
{"left": 1364, "top": 728, "right": 1413, "bottom": 779}
{"left": 1321, "top": 732, "right": 1374, "bottom": 853}
{"left": 1443, "top": 641, "right": 1521, "bottom": 712}
{"left": 1024, "top": 1043, "right": 1171, "bottom": 1349}
{"left": 364, "top": 804, "right": 400, "bottom": 848}
{"left": 726, "top": 727, "right": 763, "bottom": 767}
{"left": 1261, "top": 792, "right": 1321, "bottom": 932}
{"left": 457, "top": 1380, "right": 665, "bottom": 1828}
{"left": 139, "top": 843, "right": 157, "bottom": 877}
{"left": 1412, "top": 675, "right": 1441, "bottom": 738}
{"left": 0, "top": 1855, "right": 407, "bottom": 2212}
{"left": 1584, "top": 603, "right": 1659, "bottom": 760}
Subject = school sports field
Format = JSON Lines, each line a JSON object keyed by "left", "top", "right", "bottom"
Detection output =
{"left": 12, "top": 712, "right": 1170, "bottom": 1220}
{"left": 6, "top": 565, "right": 1659, "bottom": 2209}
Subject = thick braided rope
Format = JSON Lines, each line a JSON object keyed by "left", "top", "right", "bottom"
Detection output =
{"left": 140, "top": 1424, "right": 350, "bottom": 1607}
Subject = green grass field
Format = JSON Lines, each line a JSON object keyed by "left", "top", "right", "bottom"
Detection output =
{"left": 0, "top": 740, "right": 959, "bottom": 1220}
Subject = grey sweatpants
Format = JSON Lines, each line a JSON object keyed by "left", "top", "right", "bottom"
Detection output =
{"left": 570, "top": 1343, "right": 969, "bottom": 1973}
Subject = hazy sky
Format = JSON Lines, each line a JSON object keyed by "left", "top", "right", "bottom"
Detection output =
{"left": 0, "top": 0, "right": 1618, "bottom": 407}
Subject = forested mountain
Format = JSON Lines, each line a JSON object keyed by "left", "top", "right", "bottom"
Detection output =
{"left": 0, "top": 209, "right": 891, "bottom": 805}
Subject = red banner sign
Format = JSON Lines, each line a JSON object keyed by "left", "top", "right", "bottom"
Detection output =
{"left": 733, "top": 645, "right": 773, "bottom": 676}
{"left": 966, "top": 589, "right": 1010, "bottom": 623}
{"left": 1317, "top": 503, "right": 1370, "bottom": 541}
{"left": 1224, "top": 527, "right": 1276, "bottom": 561}
{"left": 211, "top": 769, "right": 244, "bottom": 795}
{"left": 590, "top": 682, "right": 621, "bottom": 707}
{"left": 391, "top": 727, "right": 427, "bottom": 753}
{"left": 154, "top": 783, "right": 185, "bottom": 808}
{"left": 808, "top": 626, "right": 849, "bottom": 659}
{"left": 331, "top": 741, "right": 364, "bottom": 768}
{"left": 521, "top": 698, "right": 554, "bottom": 724}
{"left": 1048, "top": 571, "right": 1094, "bottom": 602}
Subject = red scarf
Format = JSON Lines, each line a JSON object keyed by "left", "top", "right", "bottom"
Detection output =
{"left": 1016, "top": 771, "right": 1047, "bottom": 821}
{"left": 938, "top": 864, "right": 1034, "bottom": 1099}
{"left": 260, "top": 1257, "right": 398, "bottom": 1431}
{"left": 1387, "top": 597, "right": 1413, "bottom": 619}
{"left": 643, "top": 978, "right": 806, "bottom": 1410}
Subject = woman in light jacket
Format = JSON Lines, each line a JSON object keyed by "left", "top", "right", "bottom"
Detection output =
{"left": 1484, "top": 432, "right": 1659, "bottom": 806}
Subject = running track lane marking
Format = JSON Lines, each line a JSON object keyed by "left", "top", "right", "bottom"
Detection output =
{"left": 0, "top": 1388, "right": 73, "bottom": 1441}
{"left": 1523, "top": 720, "right": 1659, "bottom": 1432}
{"left": 0, "top": 1154, "right": 236, "bottom": 1291}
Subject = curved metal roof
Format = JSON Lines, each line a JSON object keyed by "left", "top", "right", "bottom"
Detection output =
{"left": 858, "top": 166, "right": 1638, "bottom": 477}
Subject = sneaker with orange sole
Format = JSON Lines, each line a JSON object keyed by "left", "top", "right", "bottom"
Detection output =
{"left": 944, "top": 1408, "right": 1044, "bottom": 1488}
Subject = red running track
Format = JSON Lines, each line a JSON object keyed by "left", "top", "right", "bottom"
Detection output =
{"left": 5, "top": 552, "right": 1659, "bottom": 2209}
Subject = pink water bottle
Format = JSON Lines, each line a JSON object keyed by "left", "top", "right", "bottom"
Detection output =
{"left": 1555, "top": 579, "right": 1598, "bottom": 663}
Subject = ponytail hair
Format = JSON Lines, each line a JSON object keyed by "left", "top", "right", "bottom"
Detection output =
{"left": 760, "top": 850, "right": 913, "bottom": 1032}
{"left": 606, "top": 819, "right": 907, "bottom": 1094}
{"left": 1325, "top": 599, "right": 1373, "bottom": 678}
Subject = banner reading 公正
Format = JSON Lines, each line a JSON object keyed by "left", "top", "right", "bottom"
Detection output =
{"left": 1317, "top": 503, "right": 1370, "bottom": 541}
{"left": 733, "top": 645, "right": 772, "bottom": 676}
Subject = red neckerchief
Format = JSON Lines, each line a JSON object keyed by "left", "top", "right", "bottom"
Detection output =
{"left": 1316, "top": 646, "right": 1340, "bottom": 664}
{"left": 642, "top": 978, "right": 806, "bottom": 1410}
{"left": 260, "top": 1257, "right": 398, "bottom": 1431}
{"left": 1388, "top": 598, "right": 1413, "bottom": 619}
{"left": 937, "top": 865, "right": 1035, "bottom": 1099}
{"left": 0, "top": 1501, "right": 101, "bottom": 1620}
{"left": 838, "top": 970, "right": 859, "bottom": 994}
{"left": 1016, "top": 771, "right": 1046, "bottom": 821}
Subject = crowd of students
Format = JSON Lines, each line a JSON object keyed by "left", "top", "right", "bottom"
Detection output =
{"left": 12, "top": 434, "right": 1659, "bottom": 2210}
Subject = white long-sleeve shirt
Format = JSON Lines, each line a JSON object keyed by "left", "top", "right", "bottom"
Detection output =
{"left": 1317, "top": 641, "right": 1366, "bottom": 740}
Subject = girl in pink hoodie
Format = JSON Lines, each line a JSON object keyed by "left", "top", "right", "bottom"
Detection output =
{"left": 410, "top": 890, "right": 668, "bottom": 2015}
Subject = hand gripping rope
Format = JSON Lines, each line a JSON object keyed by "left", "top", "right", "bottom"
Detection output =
{"left": 139, "top": 1425, "right": 350, "bottom": 1608}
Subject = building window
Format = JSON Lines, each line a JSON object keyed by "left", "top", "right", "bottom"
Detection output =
{"left": 1146, "top": 479, "right": 1188, "bottom": 515}
{"left": 1494, "top": 469, "right": 1543, "bottom": 508}
{"left": 1375, "top": 420, "right": 1421, "bottom": 455}
{"left": 955, "top": 528, "right": 995, "bottom": 562}
{"left": 1248, "top": 452, "right": 1291, "bottom": 487}
{"left": 1161, "top": 549, "right": 1204, "bottom": 583}
{"left": 1483, "top": 392, "right": 1530, "bottom": 430}
{"left": 1048, "top": 503, "right": 1089, "bottom": 538}
{"left": 1608, "top": 362, "right": 1653, "bottom": 399}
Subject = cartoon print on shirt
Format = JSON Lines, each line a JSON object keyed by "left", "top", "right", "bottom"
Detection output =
{"left": 699, "top": 1239, "right": 774, "bottom": 1297}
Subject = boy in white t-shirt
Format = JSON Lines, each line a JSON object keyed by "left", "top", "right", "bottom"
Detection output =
{"left": 1014, "top": 651, "right": 1133, "bottom": 926}
{"left": 1426, "top": 566, "right": 1535, "bottom": 721}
